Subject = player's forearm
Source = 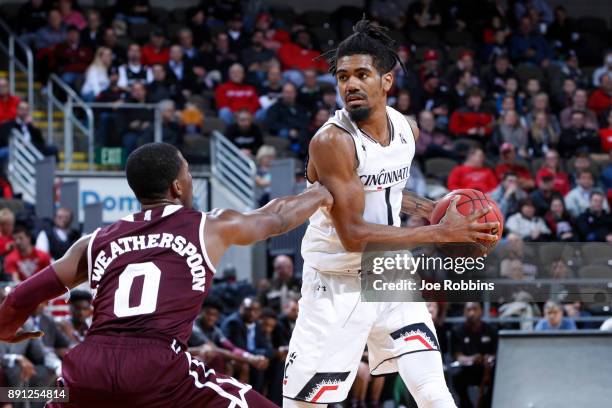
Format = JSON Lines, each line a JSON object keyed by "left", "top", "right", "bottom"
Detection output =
{"left": 260, "top": 187, "right": 329, "bottom": 238}
{"left": 343, "top": 222, "right": 446, "bottom": 251}
{"left": 0, "top": 265, "right": 67, "bottom": 340}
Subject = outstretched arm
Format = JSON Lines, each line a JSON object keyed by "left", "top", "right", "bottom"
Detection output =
{"left": 0, "top": 235, "right": 90, "bottom": 343}
{"left": 204, "top": 183, "right": 333, "bottom": 266}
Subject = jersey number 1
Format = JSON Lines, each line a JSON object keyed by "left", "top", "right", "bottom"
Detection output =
{"left": 114, "top": 262, "right": 161, "bottom": 317}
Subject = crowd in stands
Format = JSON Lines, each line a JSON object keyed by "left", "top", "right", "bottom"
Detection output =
{"left": 1, "top": 0, "right": 612, "bottom": 407}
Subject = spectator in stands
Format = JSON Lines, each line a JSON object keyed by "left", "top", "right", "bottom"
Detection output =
{"left": 587, "top": 74, "right": 612, "bottom": 118}
{"left": 159, "top": 100, "right": 183, "bottom": 147}
{"left": 559, "top": 89, "right": 598, "bottom": 130}
{"left": 260, "top": 255, "right": 301, "bottom": 312}
{"left": 141, "top": 28, "right": 170, "bottom": 67}
{"left": 0, "top": 288, "right": 60, "bottom": 389}
{"left": 16, "top": 0, "right": 49, "bottom": 35}
{"left": 58, "top": 290, "right": 92, "bottom": 345}
{"left": 189, "top": 298, "right": 268, "bottom": 376}
{"left": 529, "top": 111, "right": 559, "bottom": 156}
{"left": 317, "top": 85, "right": 341, "bottom": 114}
{"left": 240, "top": 29, "right": 276, "bottom": 80}
{"left": 601, "top": 149, "right": 612, "bottom": 189}
{"left": 416, "top": 72, "right": 450, "bottom": 125}
{"left": 277, "top": 298, "right": 298, "bottom": 347}
{"left": 492, "top": 110, "right": 529, "bottom": 157}
{"left": 222, "top": 297, "right": 273, "bottom": 392}
{"left": 547, "top": 6, "right": 578, "bottom": 57}
{"left": 215, "top": 63, "right": 261, "bottom": 125}
{"left": 576, "top": 191, "right": 612, "bottom": 242}
{"left": 297, "top": 69, "right": 322, "bottom": 114}
{"left": 259, "top": 308, "right": 288, "bottom": 404}
{"left": 535, "top": 300, "right": 576, "bottom": 330}
{"left": 394, "top": 89, "right": 417, "bottom": 118}
{"left": 0, "top": 101, "right": 58, "bottom": 160}
{"left": 495, "top": 143, "right": 534, "bottom": 189}
{"left": 35, "top": 207, "right": 80, "bottom": 261}
{"left": 506, "top": 198, "right": 552, "bottom": 241}
{"left": 483, "top": 28, "right": 511, "bottom": 63}
{"left": 165, "top": 44, "right": 197, "bottom": 99}
{"left": 449, "top": 70, "right": 474, "bottom": 113}
{"left": 81, "top": 9, "right": 103, "bottom": 50}
{"left": 278, "top": 30, "right": 328, "bottom": 87}
{"left": 58, "top": 0, "right": 85, "bottom": 30}
{"left": 32, "top": 9, "right": 66, "bottom": 50}
{"left": 121, "top": 82, "right": 154, "bottom": 154}
{"left": 600, "top": 109, "right": 612, "bottom": 153}
{"left": 177, "top": 28, "right": 198, "bottom": 63}
{"left": 447, "top": 147, "right": 498, "bottom": 192}
{"left": 526, "top": 92, "right": 560, "bottom": 132}
{"left": 558, "top": 110, "right": 601, "bottom": 158}
{"left": 0, "top": 78, "right": 20, "bottom": 125}
{"left": 95, "top": 67, "right": 126, "bottom": 146}
{"left": 565, "top": 171, "right": 609, "bottom": 218}
{"left": 407, "top": 0, "right": 442, "bottom": 29}
{"left": 415, "top": 110, "right": 456, "bottom": 161}
{"left": 179, "top": 103, "right": 204, "bottom": 136}
{"left": 449, "top": 87, "right": 494, "bottom": 139}
{"left": 186, "top": 6, "right": 211, "bottom": 48}
{"left": 0, "top": 208, "right": 14, "bottom": 259}
{"left": 100, "top": 27, "right": 125, "bottom": 67}
{"left": 31, "top": 302, "right": 70, "bottom": 359}
{"left": 81, "top": 47, "right": 112, "bottom": 101}
{"left": 483, "top": 54, "right": 514, "bottom": 97}
{"left": 255, "top": 145, "right": 275, "bottom": 205}
{"left": 544, "top": 194, "right": 577, "bottom": 241}
{"left": 535, "top": 150, "right": 570, "bottom": 195}
{"left": 257, "top": 65, "right": 284, "bottom": 111}
{"left": 419, "top": 49, "right": 440, "bottom": 81}
{"left": 52, "top": 24, "right": 93, "bottom": 88}
{"left": 447, "top": 50, "right": 479, "bottom": 91}
{"left": 509, "top": 16, "right": 552, "bottom": 66}
{"left": 146, "top": 64, "right": 174, "bottom": 103}
{"left": 530, "top": 169, "right": 556, "bottom": 215}
{"left": 559, "top": 50, "right": 586, "bottom": 88}
{"left": 226, "top": 13, "right": 248, "bottom": 52}
{"left": 117, "top": 44, "right": 152, "bottom": 90}
{"left": 4, "top": 224, "right": 51, "bottom": 282}
{"left": 495, "top": 77, "right": 525, "bottom": 116}
{"left": 308, "top": 108, "right": 330, "bottom": 136}
{"left": 593, "top": 50, "right": 612, "bottom": 87}
{"left": 201, "top": 32, "right": 239, "bottom": 82}
{"left": 265, "top": 82, "right": 310, "bottom": 158}
{"left": 115, "top": 0, "right": 150, "bottom": 24}
{"left": 225, "top": 109, "right": 264, "bottom": 157}
{"left": 451, "top": 302, "right": 497, "bottom": 408}
{"left": 490, "top": 172, "right": 528, "bottom": 218}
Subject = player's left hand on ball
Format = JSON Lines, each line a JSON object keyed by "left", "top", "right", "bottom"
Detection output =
{"left": 0, "top": 329, "right": 44, "bottom": 343}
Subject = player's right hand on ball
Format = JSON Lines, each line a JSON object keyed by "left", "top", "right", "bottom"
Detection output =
{"left": 439, "top": 197, "right": 499, "bottom": 243}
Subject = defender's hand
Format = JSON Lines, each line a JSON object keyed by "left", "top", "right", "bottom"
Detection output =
{"left": 309, "top": 182, "right": 334, "bottom": 211}
{"left": 0, "top": 329, "right": 44, "bottom": 344}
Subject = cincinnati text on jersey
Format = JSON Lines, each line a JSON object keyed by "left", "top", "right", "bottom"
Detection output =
{"left": 359, "top": 166, "right": 410, "bottom": 187}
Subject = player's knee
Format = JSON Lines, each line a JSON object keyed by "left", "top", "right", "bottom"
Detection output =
{"left": 412, "top": 381, "right": 456, "bottom": 408}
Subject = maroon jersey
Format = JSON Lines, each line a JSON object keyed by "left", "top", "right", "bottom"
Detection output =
{"left": 86, "top": 204, "right": 215, "bottom": 347}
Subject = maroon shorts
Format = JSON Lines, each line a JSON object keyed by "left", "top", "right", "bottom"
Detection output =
{"left": 45, "top": 334, "right": 278, "bottom": 408}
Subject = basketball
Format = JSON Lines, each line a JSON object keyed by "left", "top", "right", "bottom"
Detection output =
{"left": 430, "top": 189, "right": 504, "bottom": 256}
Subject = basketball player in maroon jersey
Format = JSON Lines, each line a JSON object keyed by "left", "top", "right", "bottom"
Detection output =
{"left": 0, "top": 143, "right": 332, "bottom": 407}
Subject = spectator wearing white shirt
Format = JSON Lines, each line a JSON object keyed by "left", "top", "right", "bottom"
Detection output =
{"left": 565, "top": 171, "right": 609, "bottom": 218}
{"left": 117, "top": 43, "right": 153, "bottom": 91}
{"left": 592, "top": 50, "right": 612, "bottom": 87}
{"left": 506, "top": 199, "right": 552, "bottom": 241}
{"left": 81, "top": 46, "right": 112, "bottom": 101}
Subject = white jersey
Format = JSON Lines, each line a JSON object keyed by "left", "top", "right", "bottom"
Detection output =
{"left": 302, "top": 106, "right": 416, "bottom": 273}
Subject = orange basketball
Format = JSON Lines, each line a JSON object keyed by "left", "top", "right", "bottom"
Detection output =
{"left": 430, "top": 189, "right": 504, "bottom": 256}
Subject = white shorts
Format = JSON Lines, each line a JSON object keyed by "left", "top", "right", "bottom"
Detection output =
{"left": 282, "top": 264, "right": 440, "bottom": 404}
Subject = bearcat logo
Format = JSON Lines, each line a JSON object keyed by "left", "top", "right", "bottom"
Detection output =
{"left": 360, "top": 166, "right": 410, "bottom": 187}
{"left": 295, "top": 372, "right": 351, "bottom": 403}
{"left": 283, "top": 352, "right": 297, "bottom": 385}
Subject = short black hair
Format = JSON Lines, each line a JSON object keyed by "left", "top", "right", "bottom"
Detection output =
{"left": 202, "top": 297, "right": 223, "bottom": 312}
{"left": 12, "top": 223, "right": 31, "bottom": 238}
{"left": 69, "top": 290, "right": 93, "bottom": 304}
{"left": 323, "top": 19, "right": 405, "bottom": 76}
{"left": 126, "top": 143, "right": 182, "bottom": 201}
{"left": 261, "top": 307, "right": 278, "bottom": 320}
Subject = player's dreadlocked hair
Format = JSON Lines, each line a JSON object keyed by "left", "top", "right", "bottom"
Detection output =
{"left": 322, "top": 19, "right": 406, "bottom": 76}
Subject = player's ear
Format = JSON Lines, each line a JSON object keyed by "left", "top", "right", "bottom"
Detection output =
{"left": 171, "top": 179, "right": 182, "bottom": 199}
{"left": 382, "top": 72, "right": 393, "bottom": 93}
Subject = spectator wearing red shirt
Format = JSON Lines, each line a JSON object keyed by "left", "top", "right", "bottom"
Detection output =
{"left": 0, "top": 208, "right": 14, "bottom": 258}
{"left": 278, "top": 30, "right": 330, "bottom": 87}
{"left": 600, "top": 109, "right": 612, "bottom": 152}
{"left": 535, "top": 149, "right": 570, "bottom": 195}
{"left": 53, "top": 25, "right": 93, "bottom": 89}
{"left": 449, "top": 87, "right": 494, "bottom": 138}
{"left": 587, "top": 74, "right": 612, "bottom": 117}
{"left": 495, "top": 143, "right": 535, "bottom": 190}
{"left": 215, "top": 63, "right": 261, "bottom": 124}
{"left": 0, "top": 78, "right": 20, "bottom": 125}
{"left": 447, "top": 147, "right": 499, "bottom": 192}
{"left": 141, "top": 29, "right": 170, "bottom": 67}
{"left": 4, "top": 225, "right": 51, "bottom": 282}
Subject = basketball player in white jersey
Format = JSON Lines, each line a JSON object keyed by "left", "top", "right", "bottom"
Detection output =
{"left": 282, "top": 20, "right": 499, "bottom": 408}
